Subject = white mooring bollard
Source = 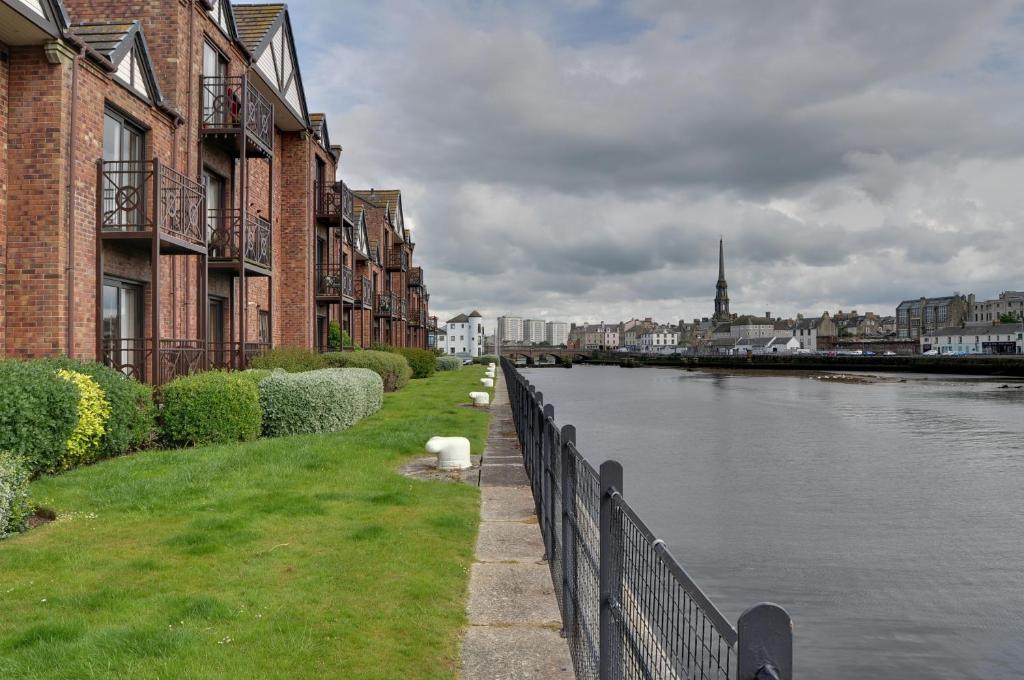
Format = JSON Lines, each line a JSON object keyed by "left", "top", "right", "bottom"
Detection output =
{"left": 468, "top": 391, "right": 490, "bottom": 407}
{"left": 481, "top": 377, "right": 494, "bottom": 388}
{"left": 426, "top": 436, "right": 472, "bottom": 470}
{"left": 485, "top": 370, "right": 495, "bottom": 378}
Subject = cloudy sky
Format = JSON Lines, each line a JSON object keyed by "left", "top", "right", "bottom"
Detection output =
{"left": 287, "top": 0, "right": 1024, "bottom": 326}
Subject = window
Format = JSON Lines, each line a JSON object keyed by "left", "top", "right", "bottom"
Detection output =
{"left": 102, "top": 278, "right": 143, "bottom": 378}
{"left": 202, "top": 41, "right": 228, "bottom": 125}
{"left": 202, "top": 169, "right": 225, "bottom": 251}
{"left": 103, "top": 108, "right": 145, "bottom": 230}
{"left": 259, "top": 311, "right": 270, "bottom": 344}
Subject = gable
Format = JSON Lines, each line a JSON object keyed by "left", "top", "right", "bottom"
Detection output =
{"left": 208, "top": 0, "right": 232, "bottom": 35}
{"left": 113, "top": 40, "right": 152, "bottom": 100}
{"left": 242, "top": 5, "right": 308, "bottom": 129}
{"left": 73, "top": 21, "right": 162, "bottom": 105}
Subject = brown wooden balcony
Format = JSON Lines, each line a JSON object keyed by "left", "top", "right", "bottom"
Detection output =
{"left": 208, "top": 208, "right": 272, "bottom": 275}
{"left": 98, "top": 160, "right": 206, "bottom": 255}
{"left": 409, "top": 266, "right": 424, "bottom": 287}
{"left": 354, "top": 276, "right": 373, "bottom": 308}
{"left": 386, "top": 245, "right": 409, "bottom": 272}
{"left": 208, "top": 341, "right": 271, "bottom": 371}
{"left": 200, "top": 75, "right": 274, "bottom": 158}
{"left": 315, "top": 263, "right": 354, "bottom": 300}
{"left": 102, "top": 337, "right": 205, "bottom": 385}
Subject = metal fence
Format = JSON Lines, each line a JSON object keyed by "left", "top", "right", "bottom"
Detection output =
{"left": 500, "top": 358, "right": 793, "bottom": 680}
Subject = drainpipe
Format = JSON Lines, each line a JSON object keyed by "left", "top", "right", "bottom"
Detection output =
{"left": 59, "top": 42, "right": 82, "bottom": 357}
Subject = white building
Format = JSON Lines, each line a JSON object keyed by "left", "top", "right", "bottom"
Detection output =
{"left": 920, "top": 324, "right": 1023, "bottom": 355}
{"left": 736, "top": 336, "right": 801, "bottom": 354}
{"left": 545, "top": 321, "right": 569, "bottom": 347}
{"left": 638, "top": 326, "right": 679, "bottom": 354}
{"left": 523, "top": 319, "right": 546, "bottom": 344}
{"left": 441, "top": 310, "right": 485, "bottom": 358}
{"left": 497, "top": 316, "right": 523, "bottom": 343}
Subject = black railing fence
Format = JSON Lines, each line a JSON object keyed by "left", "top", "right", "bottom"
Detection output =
{"left": 501, "top": 358, "right": 793, "bottom": 680}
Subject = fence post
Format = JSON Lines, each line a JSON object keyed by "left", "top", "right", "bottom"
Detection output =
{"left": 737, "top": 603, "right": 793, "bottom": 680}
{"left": 599, "top": 460, "right": 624, "bottom": 680}
{"left": 560, "top": 424, "right": 576, "bottom": 639}
{"left": 542, "top": 403, "right": 555, "bottom": 561}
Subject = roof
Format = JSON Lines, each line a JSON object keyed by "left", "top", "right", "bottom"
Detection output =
{"left": 309, "top": 113, "right": 330, "bottom": 149}
{"left": 72, "top": 20, "right": 162, "bottom": 104}
{"left": 448, "top": 314, "right": 470, "bottom": 324}
{"left": 710, "top": 337, "right": 738, "bottom": 346}
{"left": 469, "top": 310, "right": 482, "bottom": 318}
{"left": 353, "top": 190, "right": 403, "bottom": 235}
{"left": 896, "top": 295, "right": 964, "bottom": 310}
{"left": 733, "top": 315, "right": 774, "bottom": 326}
{"left": 71, "top": 20, "right": 135, "bottom": 57}
{"left": 232, "top": 2, "right": 280, "bottom": 52}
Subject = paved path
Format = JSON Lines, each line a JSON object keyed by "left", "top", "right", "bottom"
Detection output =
{"left": 461, "top": 372, "right": 574, "bottom": 680}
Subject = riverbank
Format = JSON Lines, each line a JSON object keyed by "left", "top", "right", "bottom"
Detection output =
{"left": 581, "top": 353, "right": 1024, "bottom": 376}
{"left": 0, "top": 369, "right": 490, "bottom": 679}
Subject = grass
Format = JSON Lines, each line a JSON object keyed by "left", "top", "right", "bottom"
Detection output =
{"left": 0, "top": 367, "right": 492, "bottom": 679}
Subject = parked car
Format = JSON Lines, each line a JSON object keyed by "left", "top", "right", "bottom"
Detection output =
{"left": 923, "top": 349, "right": 939, "bottom": 356}
{"left": 883, "top": 351, "right": 896, "bottom": 356}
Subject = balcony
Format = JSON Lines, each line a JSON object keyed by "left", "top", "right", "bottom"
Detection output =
{"left": 386, "top": 245, "right": 409, "bottom": 272}
{"left": 399, "top": 297, "right": 408, "bottom": 321}
{"left": 208, "top": 209, "right": 272, "bottom": 275}
{"left": 98, "top": 160, "right": 206, "bottom": 255}
{"left": 409, "top": 266, "right": 424, "bottom": 287}
{"left": 200, "top": 75, "right": 274, "bottom": 158}
{"left": 315, "top": 263, "right": 354, "bottom": 300}
{"left": 207, "top": 341, "right": 271, "bottom": 371}
{"left": 409, "top": 307, "right": 427, "bottom": 327}
{"left": 375, "top": 292, "right": 399, "bottom": 319}
{"left": 102, "top": 338, "right": 205, "bottom": 385}
{"left": 314, "top": 180, "right": 354, "bottom": 225}
{"left": 355, "top": 276, "right": 373, "bottom": 308}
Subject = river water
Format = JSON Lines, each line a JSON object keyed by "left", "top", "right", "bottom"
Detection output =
{"left": 519, "top": 365, "right": 1024, "bottom": 679}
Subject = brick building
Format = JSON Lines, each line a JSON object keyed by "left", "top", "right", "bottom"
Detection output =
{"left": 0, "top": 0, "right": 432, "bottom": 383}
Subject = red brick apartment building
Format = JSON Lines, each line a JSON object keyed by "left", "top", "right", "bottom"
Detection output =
{"left": 0, "top": 0, "right": 434, "bottom": 383}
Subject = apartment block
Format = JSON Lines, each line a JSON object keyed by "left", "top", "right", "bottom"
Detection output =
{"left": 523, "top": 319, "right": 545, "bottom": 344}
{"left": 545, "top": 321, "right": 569, "bottom": 346}
{"left": 497, "top": 315, "right": 523, "bottom": 343}
{"left": 0, "top": 0, "right": 432, "bottom": 383}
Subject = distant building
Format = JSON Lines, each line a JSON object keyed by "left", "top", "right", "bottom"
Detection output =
{"left": 713, "top": 238, "right": 731, "bottom": 322}
{"left": 896, "top": 295, "right": 972, "bottom": 340}
{"left": 623, "top": 319, "right": 657, "bottom": 351}
{"left": 969, "top": 291, "right": 1024, "bottom": 325}
{"left": 791, "top": 313, "right": 836, "bottom": 352}
{"left": 921, "top": 324, "right": 1023, "bottom": 355}
{"left": 712, "top": 315, "right": 776, "bottom": 339}
{"left": 833, "top": 310, "right": 885, "bottom": 337}
{"left": 441, "top": 310, "right": 485, "bottom": 357}
{"left": 497, "top": 316, "right": 523, "bottom": 343}
{"left": 523, "top": 319, "right": 546, "bottom": 344}
{"left": 736, "top": 336, "right": 801, "bottom": 355}
{"left": 638, "top": 326, "right": 679, "bottom": 354}
{"left": 580, "top": 323, "right": 619, "bottom": 350}
{"left": 545, "top": 321, "right": 570, "bottom": 347}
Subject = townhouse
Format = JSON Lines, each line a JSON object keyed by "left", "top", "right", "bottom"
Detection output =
{"left": 0, "top": 0, "right": 431, "bottom": 383}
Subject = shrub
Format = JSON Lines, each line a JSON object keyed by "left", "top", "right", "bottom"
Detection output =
{"left": 436, "top": 356, "right": 462, "bottom": 372}
{"left": 238, "top": 368, "right": 280, "bottom": 388}
{"left": 474, "top": 355, "right": 498, "bottom": 365}
{"left": 0, "top": 360, "right": 80, "bottom": 476}
{"left": 322, "top": 351, "right": 411, "bottom": 392}
{"left": 159, "top": 372, "right": 262, "bottom": 447}
{"left": 248, "top": 346, "right": 327, "bottom": 373}
{"left": 0, "top": 452, "right": 31, "bottom": 538}
{"left": 328, "top": 320, "right": 342, "bottom": 351}
{"left": 259, "top": 368, "right": 383, "bottom": 437}
{"left": 56, "top": 369, "right": 112, "bottom": 470}
{"left": 391, "top": 347, "right": 436, "bottom": 379}
{"left": 43, "top": 357, "right": 155, "bottom": 456}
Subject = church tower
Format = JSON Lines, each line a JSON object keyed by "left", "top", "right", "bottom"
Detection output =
{"left": 713, "top": 238, "right": 730, "bottom": 321}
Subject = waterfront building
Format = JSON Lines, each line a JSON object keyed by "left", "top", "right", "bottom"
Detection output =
{"left": 578, "top": 323, "right": 619, "bottom": 350}
{"left": 497, "top": 315, "right": 523, "bottom": 343}
{"left": 638, "top": 326, "right": 679, "bottom": 354}
{"left": 0, "top": 0, "right": 430, "bottom": 383}
{"left": 440, "top": 310, "right": 484, "bottom": 358}
{"left": 523, "top": 319, "right": 546, "bottom": 344}
{"left": 623, "top": 319, "right": 656, "bottom": 351}
{"left": 711, "top": 315, "right": 776, "bottom": 339}
{"left": 713, "top": 238, "right": 730, "bottom": 322}
{"left": 791, "top": 313, "right": 836, "bottom": 352}
{"left": 896, "top": 295, "right": 972, "bottom": 340}
{"left": 969, "top": 291, "right": 1024, "bottom": 325}
{"left": 920, "top": 324, "right": 1023, "bottom": 355}
{"left": 736, "top": 336, "right": 801, "bottom": 354}
{"left": 832, "top": 310, "right": 885, "bottom": 337}
{"left": 545, "top": 321, "right": 569, "bottom": 347}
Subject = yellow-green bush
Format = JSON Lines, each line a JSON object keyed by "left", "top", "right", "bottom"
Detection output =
{"left": 56, "top": 369, "right": 112, "bottom": 470}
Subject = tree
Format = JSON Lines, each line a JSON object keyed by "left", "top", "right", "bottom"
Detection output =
{"left": 998, "top": 312, "right": 1022, "bottom": 324}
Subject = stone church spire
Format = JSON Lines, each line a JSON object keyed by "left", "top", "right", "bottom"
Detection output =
{"left": 714, "top": 238, "right": 730, "bottom": 321}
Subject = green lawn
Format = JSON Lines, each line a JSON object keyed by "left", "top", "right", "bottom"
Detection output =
{"left": 0, "top": 367, "right": 491, "bottom": 679}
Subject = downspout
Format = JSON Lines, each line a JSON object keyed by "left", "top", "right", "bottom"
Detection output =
{"left": 64, "top": 46, "right": 82, "bottom": 357}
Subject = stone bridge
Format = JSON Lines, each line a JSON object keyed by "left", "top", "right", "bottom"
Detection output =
{"left": 498, "top": 346, "right": 593, "bottom": 365}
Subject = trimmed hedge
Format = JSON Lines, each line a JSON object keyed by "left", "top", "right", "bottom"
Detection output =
{"left": 249, "top": 346, "right": 328, "bottom": 373}
{"left": 159, "top": 372, "right": 262, "bottom": 447}
{"left": 259, "top": 368, "right": 383, "bottom": 437}
{"left": 0, "top": 360, "right": 80, "bottom": 476}
{"left": 435, "top": 356, "right": 463, "bottom": 372}
{"left": 391, "top": 347, "right": 436, "bottom": 379}
{"left": 322, "top": 351, "right": 411, "bottom": 392}
{"left": 43, "top": 357, "right": 155, "bottom": 457}
{"left": 474, "top": 355, "right": 498, "bottom": 365}
{"left": 0, "top": 452, "right": 31, "bottom": 538}
{"left": 56, "top": 369, "right": 112, "bottom": 470}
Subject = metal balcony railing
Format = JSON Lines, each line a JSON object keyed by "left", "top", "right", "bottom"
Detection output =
{"left": 200, "top": 75, "right": 274, "bottom": 156}
{"left": 315, "top": 263, "right": 354, "bottom": 299}
{"left": 102, "top": 337, "right": 205, "bottom": 385}
{"left": 386, "top": 245, "right": 409, "bottom": 272}
{"left": 208, "top": 208, "right": 272, "bottom": 269}
{"left": 355, "top": 276, "right": 373, "bottom": 308}
{"left": 409, "top": 266, "right": 424, "bottom": 287}
{"left": 98, "top": 160, "right": 205, "bottom": 248}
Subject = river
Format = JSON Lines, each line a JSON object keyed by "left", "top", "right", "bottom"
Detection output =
{"left": 519, "top": 365, "right": 1024, "bottom": 679}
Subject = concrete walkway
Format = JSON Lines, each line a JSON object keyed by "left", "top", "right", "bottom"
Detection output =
{"left": 461, "top": 373, "right": 574, "bottom": 680}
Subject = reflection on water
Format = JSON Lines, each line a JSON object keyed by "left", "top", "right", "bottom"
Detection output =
{"left": 521, "top": 365, "right": 1024, "bottom": 680}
